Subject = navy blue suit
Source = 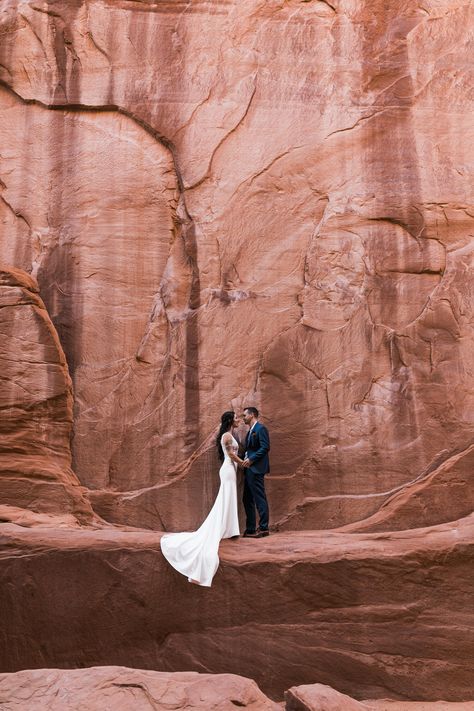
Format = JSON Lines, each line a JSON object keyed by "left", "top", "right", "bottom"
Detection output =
{"left": 243, "top": 421, "right": 270, "bottom": 533}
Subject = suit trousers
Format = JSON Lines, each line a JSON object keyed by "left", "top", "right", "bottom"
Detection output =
{"left": 243, "top": 469, "right": 269, "bottom": 532}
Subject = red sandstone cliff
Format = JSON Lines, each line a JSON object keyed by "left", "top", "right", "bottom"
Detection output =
{"left": 0, "top": 1, "right": 473, "bottom": 706}
{"left": 0, "top": 0, "right": 472, "bottom": 531}
{"left": 0, "top": 267, "right": 94, "bottom": 525}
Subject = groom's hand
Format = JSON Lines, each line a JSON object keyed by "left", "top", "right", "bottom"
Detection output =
{"left": 242, "top": 458, "right": 251, "bottom": 468}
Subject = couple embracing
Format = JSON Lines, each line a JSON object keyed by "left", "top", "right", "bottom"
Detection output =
{"left": 160, "top": 407, "right": 270, "bottom": 587}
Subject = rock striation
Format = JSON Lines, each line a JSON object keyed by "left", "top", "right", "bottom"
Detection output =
{"left": 0, "top": 517, "right": 473, "bottom": 702}
{"left": 0, "top": 0, "right": 473, "bottom": 531}
{"left": 0, "top": 267, "right": 93, "bottom": 524}
{"left": 0, "top": 2, "right": 473, "bottom": 708}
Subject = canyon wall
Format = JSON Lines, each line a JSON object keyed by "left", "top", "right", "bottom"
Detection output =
{"left": 0, "top": 0, "right": 473, "bottom": 530}
{"left": 1, "top": 2, "right": 473, "bottom": 705}
{"left": 0, "top": 267, "right": 94, "bottom": 525}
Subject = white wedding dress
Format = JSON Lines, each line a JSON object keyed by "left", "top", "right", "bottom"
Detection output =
{"left": 160, "top": 433, "right": 240, "bottom": 587}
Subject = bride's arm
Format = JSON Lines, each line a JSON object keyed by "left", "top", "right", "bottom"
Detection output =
{"left": 222, "top": 433, "right": 243, "bottom": 465}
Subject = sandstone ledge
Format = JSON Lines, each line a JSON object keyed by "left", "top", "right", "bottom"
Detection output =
{"left": 0, "top": 518, "right": 473, "bottom": 701}
{"left": 0, "top": 666, "right": 279, "bottom": 710}
{"left": 286, "top": 682, "right": 474, "bottom": 710}
{"left": 1, "top": 670, "right": 473, "bottom": 711}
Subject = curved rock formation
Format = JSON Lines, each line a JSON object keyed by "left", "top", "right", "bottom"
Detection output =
{"left": 0, "top": 267, "right": 93, "bottom": 524}
{"left": 341, "top": 443, "right": 474, "bottom": 533}
{"left": 0, "top": 2, "right": 472, "bottom": 707}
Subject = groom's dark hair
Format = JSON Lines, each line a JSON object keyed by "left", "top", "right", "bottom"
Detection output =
{"left": 244, "top": 406, "right": 259, "bottom": 417}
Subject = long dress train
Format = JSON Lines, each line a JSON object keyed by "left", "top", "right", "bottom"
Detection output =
{"left": 160, "top": 434, "right": 240, "bottom": 587}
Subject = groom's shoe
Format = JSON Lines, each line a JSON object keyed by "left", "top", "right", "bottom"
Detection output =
{"left": 256, "top": 528, "right": 269, "bottom": 537}
{"left": 243, "top": 530, "right": 258, "bottom": 538}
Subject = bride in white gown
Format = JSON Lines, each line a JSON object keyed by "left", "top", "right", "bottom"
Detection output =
{"left": 160, "top": 411, "right": 244, "bottom": 587}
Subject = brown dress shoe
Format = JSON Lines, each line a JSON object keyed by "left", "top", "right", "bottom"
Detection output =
{"left": 255, "top": 529, "right": 269, "bottom": 537}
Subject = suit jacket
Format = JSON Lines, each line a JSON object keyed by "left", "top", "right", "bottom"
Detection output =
{"left": 245, "top": 421, "right": 270, "bottom": 475}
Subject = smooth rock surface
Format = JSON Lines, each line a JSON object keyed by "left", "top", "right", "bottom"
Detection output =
{"left": 0, "top": 666, "right": 279, "bottom": 710}
{"left": 366, "top": 703, "right": 474, "bottom": 711}
{"left": 0, "top": 267, "right": 94, "bottom": 524}
{"left": 0, "top": 517, "right": 473, "bottom": 701}
{"left": 286, "top": 682, "right": 372, "bottom": 709}
{"left": 0, "top": 1, "right": 473, "bottom": 530}
{"left": 285, "top": 683, "right": 474, "bottom": 710}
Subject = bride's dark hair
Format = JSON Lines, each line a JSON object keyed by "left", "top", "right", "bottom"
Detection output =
{"left": 216, "top": 411, "right": 235, "bottom": 461}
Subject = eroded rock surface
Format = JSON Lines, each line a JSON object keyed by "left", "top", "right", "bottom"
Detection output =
{"left": 0, "top": 1, "right": 473, "bottom": 530}
{"left": 0, "top": 518, "right": 472, "bottom": 701}
{"left": 0, "top": 666, "right": 279, "bottom": 710}
{"left": 285, "top": 683, "right": 474, "bottom": 711}
{"left": 0, "top": 3, "right": 472, "bottom": 708}
{"left": 0, "top": 267, "right": 93, "bottom": 523}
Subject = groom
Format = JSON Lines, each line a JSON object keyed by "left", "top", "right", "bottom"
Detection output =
{"left": 241, "top": 407, "right": 270, "bottom": 538}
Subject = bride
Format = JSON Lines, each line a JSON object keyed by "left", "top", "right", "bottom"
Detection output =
{"left": 160, "top": 411, "right": 244, "bottom": 587}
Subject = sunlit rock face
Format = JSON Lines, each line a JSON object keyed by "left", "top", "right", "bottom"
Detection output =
{"left": 0, "top": 267, "right": 94, "bottom": 524}
{"left": 0, "top": 667, "right": 279, "bottom": 711}
{"left": 285, "top": 683, "right": 474, "bottom": 711}
{"left": 0, "top": 0, "right": 473, "bottom": 530}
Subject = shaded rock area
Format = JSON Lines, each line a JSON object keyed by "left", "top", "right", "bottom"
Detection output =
{"left": 0, "top": 518, "right": 473, "bottom": 702}
{"left": 0, "top": 0, "right": 472, "bottom": 531}
{"left": 0, "top": 666, "right": 280, "bottom": 710}
{"left": 0, "top": 267, "right": 94, "bottom": 525}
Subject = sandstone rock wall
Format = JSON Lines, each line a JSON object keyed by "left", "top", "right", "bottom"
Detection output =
{"left": 0, "top": 0, "right": 473, "bottom": 530}
{"left": 0, "top": 267, "right": 94, "bottom": 524}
